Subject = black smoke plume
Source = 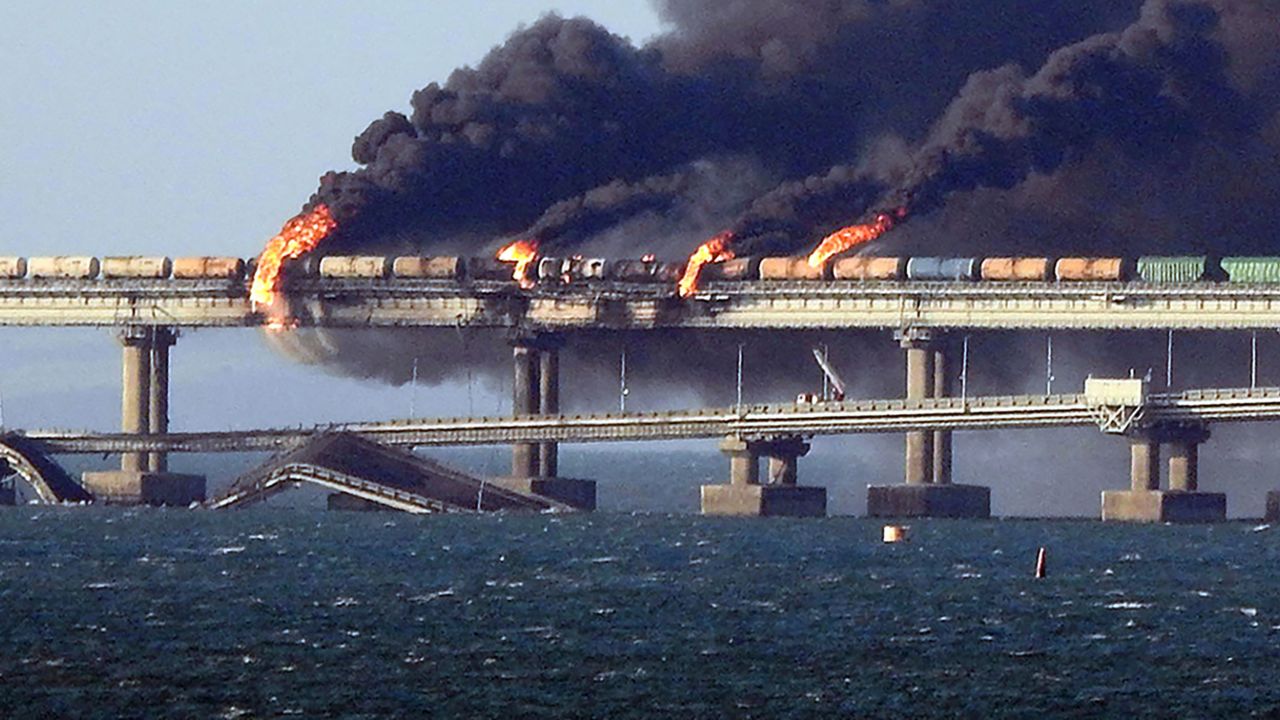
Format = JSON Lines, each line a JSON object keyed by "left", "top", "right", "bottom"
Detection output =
{"left": 271, "top": 0, "right": 1280, "bottom": 407}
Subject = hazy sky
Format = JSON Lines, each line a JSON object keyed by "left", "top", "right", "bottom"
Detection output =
{"left": 0, "top": 1, "right": 663, "bottom": 431}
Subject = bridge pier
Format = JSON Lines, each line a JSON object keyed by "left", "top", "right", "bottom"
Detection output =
{"left": 538, "top": 338, "right": 561, "bottom": 477}
{"left": 497, "top": 335, "right": 596, "bottom": 511}
{"left": 867, "top": 330, "right": 989, "bottom": 519}
{"left": 1267, "top": 492, "right": 1280, "bottom": 522}
{"left": 1102, "top": 424, "right": 1224, "bottom": 522}
{"left": 511, "top": 341, "right": 541, "bottom": 478}
{"left": 701, "top": 436, "right": 826, "bottom": 516}
{"left": 0, "top": 480, "right": 13, "bottom": 506}
{"left": 81, "top": 327, "right": 205, "bottom": 506}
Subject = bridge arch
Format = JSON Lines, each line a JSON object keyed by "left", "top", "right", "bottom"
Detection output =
{"left": 0, "top": 436, "right": 93, "bottom": 504}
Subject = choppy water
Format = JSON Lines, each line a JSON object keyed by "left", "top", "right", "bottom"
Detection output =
{"left": 1, "top": 510, "right": 1278, "bottom": 718}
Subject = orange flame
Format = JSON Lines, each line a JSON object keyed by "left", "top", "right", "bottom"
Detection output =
{"left": 677, "top": 231, "right": 736, "bottom": 298}
{"left": 250, "top": 205, "right": 338, "bottom": 309}
{"left": 497, "top": 239, "right": 540, "bottom": 289}
{"left": 806, "top": 207, "right": 908, "bottom": 268}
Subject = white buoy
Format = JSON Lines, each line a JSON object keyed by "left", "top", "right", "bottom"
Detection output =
{"left": 883, "top": 525, "right": 908, "bottom": 543}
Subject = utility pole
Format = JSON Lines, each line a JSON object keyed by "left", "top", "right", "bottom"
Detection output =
{"left": 1045, "top": 335, "right": 1055, "bottom": 395}
{"left": 409, "top": 357, "right": 419, "bottom": 417}
{"left": 736, "top": 343, "right": 744, "bottom": 409}
{"left": 619, "top": 349, "right": 628, "bottom": 412}
{"left": 1252, "top": 331, "right": 1258, "bottom": 390}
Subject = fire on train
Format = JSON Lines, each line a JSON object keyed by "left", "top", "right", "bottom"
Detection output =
{"left": 3, "top": 254, "right": 1280, "bottom": 285}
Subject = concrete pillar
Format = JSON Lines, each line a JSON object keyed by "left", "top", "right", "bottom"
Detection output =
{"left": 767, "top": 456, "right": 798, "bottom": 486}
{"left": 511, "top": 343, "right": 541, "bottom": 478}
{"left": 867, "top": 329, "right": 990, "bottom": 519}
{"left": 1167, "top": 425, "right": 1210, "bottom": 492}
{"left": 1167, "top": 442, "right": 1198, "bottom": 492}
{"left": 1129, "top": 436, "right": 1160, "bottom": 491}
{"left": 901, "top": 331, "right": 935, "bottom": 486}
{"left": 721, "top": 437, "right": 760, "bottom": 486}
{"left": 702, "top": 436, "right": 824, "bottom": 516}
{"left": 933, "top": 339, "right": 953, "bottom": 485}
{"left": 1103, "top": 425, "right": 1222, "bottom": 523}
{"left": 538, "top": 342, "right": 560, "bottom": 478}
{"left": 120, "top": 328, "right": 151, "bottom": 473}
{"left": 148, "top": 328, "right": 175, "bottom": 472}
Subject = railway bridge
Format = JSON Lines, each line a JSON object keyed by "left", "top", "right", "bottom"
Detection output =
{"left": 5, "top": 276, "right": 1280, "bottom": 520}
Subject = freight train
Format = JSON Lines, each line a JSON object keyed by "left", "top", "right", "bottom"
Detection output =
{"left": 4, "top": 253, "right": 1280, "bottom": 286}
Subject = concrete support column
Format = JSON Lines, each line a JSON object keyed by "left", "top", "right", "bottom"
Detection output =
{"left": 768, "top": 456, "right": 798, "bottom": 486}
{"left": 1129, "top": 436, "right": 1160, "bottom": 492}
{"left": 538, "top": 341, "right": 560, "bottom": 478}
{"left": 511, "top": 343, "right": 541, "bottom": 478}
{"left": 721, "top": 437, "right": 760, "bottom": 486}
{"left": 932, "top": 338, "right": 953, "bottom": 485}
{"left": 1167, "top": 425, "right": 1210, "bottom": 492}
{"left": 702, "top": 435, "right": 824, "bottom": 516}
{"left": 148, "top": 328, "right": 175, "bottom": 472}
{"left": 900, "top": 330, "right": 935, "bottom": 486}
{"left": 120, "top": 328, "right": 152, "bottom": 473}
{"left": 1102, "top": 424, "right": 1222, "bottom": 523}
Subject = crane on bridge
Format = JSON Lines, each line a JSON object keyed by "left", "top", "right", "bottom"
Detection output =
{"left": 803, "top": 347, "right": 848, "bottom": 403}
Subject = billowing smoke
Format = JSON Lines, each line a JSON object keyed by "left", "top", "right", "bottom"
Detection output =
{"left": 272, "top": 0, "right": 1280, "bottom": 407}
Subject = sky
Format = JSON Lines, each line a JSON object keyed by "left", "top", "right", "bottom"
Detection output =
{"left": 0, "top": 1, "right": 664, "bottom": 431}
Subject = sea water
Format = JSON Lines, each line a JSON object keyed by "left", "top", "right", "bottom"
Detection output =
{"left": 1, "top": 510, "right": 1277, "bottom": 718}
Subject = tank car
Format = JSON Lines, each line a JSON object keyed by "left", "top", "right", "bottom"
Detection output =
{"left": 980, "top": 257, "right": 1053, "bottom": 281}
{"left": 700, "top": 256, "right": 760, "bottom": 282}
{"left": 101, "top": 256, "right": 172, "bottom": 279}
{"left": 1054, "top": 258, "right": 1128, "bottom": 282}
{"left": 319, "top": 255, "right": 392, "bottom": 279}
{"left": 758, "top": 257, "right": 829, "bottom": 281}
{"left": 906, "top": 257, "right": 981, "bottom": 282}
{"left": 173, "top": 257, "right": 245, "bottom": 280}
{"left": 831, "top": 256, "right": 904, "bottom": 281}
{"left": 27, "top": 256, "right": 100, "bottom": 279}
{"left": 0, "top": 257, "right": 27, "bottom": 279}
{"left": 392, "top": 256, "right": 465, "bottom": 280}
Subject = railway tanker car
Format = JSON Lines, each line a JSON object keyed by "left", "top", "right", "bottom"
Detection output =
{"left": 980, "top": 257, "right": 1054, "bottom": 281}
{"left": 101, "top": 256, "right": 172, "bottom": 279}
{"left": 701, "top": 256, "right": 760, "bottom": 282}
{"left": 0, "top": 257, "right": 27, "bottom": 279}
{"left": 392, "top": 256, "right": 465, "bottom": 280}
{"left": 758, "top": 256, "right": 828, "bottom": 281}
{"left": 173, "top": 257, "right": 245, "bottom": 279}
{"left": 319, "top": 255, "right": 392, "bottom": 279}
{"left": 1054, "top": 257, "right": 1129, "bottom": 282}
{"left": 27, "top": 256, "right": 100, "bottom": 279}
{"left": 906, "top": 257, "right": 981, "bottom": 282}
{"left": 831, "top": 256, "right": 904, "bottom": 280}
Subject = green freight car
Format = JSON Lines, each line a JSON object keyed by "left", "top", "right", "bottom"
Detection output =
{"left": 1135, "top": 256, "right": 1210, "bottom": 283}
{"left": 1220, "top": 257, "right": 1280, "bottom": 283}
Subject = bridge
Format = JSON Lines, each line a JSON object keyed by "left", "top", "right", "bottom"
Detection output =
{"left": 15, "top": 386, "right": 1280, "bottom": 453}
{"left": 4, "top": 277, "right": 1280, "bottom": 330}
{"left": 5, "top": 274, "right": 1280, "bottom": 521}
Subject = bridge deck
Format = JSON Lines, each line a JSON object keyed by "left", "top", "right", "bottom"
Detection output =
{"left": 4, "top": 278, "right": 1280, "bottom": 329}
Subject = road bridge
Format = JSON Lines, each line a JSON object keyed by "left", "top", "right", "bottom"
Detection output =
{"left": 15, "top": 386, "right": 1280, "bottom": 453}
{"left": 6, "top": 383, "right": 1278, "bottom": 521}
